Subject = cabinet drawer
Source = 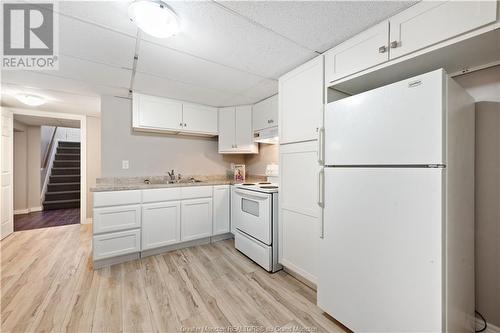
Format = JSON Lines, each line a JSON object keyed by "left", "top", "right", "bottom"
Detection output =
{"left": 142, "top": 188, "right": 181, "bottom": 203}
{"left": 93, "top": 229, "right": 141, "bottom": 261}
{"left": 181, "top": 186, "right": 213, "bottom": 199}
{"left": 235, "top": 230, "right": 271, "bottom": 271}
{"left": 93, "top": 190, "right": 141, "bottom": 207}
{"left": 93, "top": 204, "right": 141, "bottom": 234}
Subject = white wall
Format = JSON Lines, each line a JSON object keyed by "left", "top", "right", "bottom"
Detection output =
{"left": 86, "top": 116, "right": 100, "bottom": 218}
{"left": 100, "top": 96, "right": 244, "bottom": 177}
{"left": 455, "top": 66, "right": 500, "bottom": 327}
{"left": 13, "top": 122, "right": 41, "bottom": 213}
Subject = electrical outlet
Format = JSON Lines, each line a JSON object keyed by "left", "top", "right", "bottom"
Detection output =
{"left": 122, "top": 160, "right": 129, "bottom": 169}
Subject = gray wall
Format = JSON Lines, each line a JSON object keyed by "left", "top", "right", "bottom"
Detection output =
{"left": 101, "top": 96, "right": 244, "bottom": 177}
{"left": 456, "top": 67, "right": 500, "bottom": 327}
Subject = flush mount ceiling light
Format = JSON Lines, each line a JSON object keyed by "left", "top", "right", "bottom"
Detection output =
{"left": 128, "top": 0, "right": 180, "bottom": 38}
{"left": 16, "top": 94, "right": 46, "bottom": 106}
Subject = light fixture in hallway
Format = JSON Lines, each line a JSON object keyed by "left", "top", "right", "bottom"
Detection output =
{"left": 15, "top": 94, "right": 46, "bottom": 107}
{"left": 128, "top": 0, "right": 180, "bottom": 38}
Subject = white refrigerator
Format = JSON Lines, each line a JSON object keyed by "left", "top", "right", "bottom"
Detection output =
{"left": 318, "top": 69, "right": 475, "bottom": 333}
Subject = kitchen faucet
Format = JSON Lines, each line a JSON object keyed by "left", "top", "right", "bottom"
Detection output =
{"left": 167, "top": 169, "right": 175, "bottom": 181}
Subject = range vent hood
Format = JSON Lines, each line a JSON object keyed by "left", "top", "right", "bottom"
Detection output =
{"left": 254, "top": 126, "right": 278, "bottom": 144}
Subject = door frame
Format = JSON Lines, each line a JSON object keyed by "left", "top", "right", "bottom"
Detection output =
{"left": 8, "top": 107, "right": 87, "bottom": 224}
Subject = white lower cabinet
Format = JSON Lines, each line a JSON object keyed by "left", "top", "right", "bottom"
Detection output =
{"left": 93, "top": 185, "right": 232, "bottom": 267}
{"left": 93, "top": 229, "right": 141, "bottom": 261}
{"left": 142, "top": 201, "right": 181, "bottom": 250}
{"left": 213, "top": 185, "right": 230, "bottom": 235}
{"left": 93, "top": 204, "right": 141, "bottom": 234}
{"left": 181, "top": 198, "right": 213, "bottom": 241}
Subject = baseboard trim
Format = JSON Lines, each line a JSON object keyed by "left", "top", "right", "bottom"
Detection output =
{"left": 14, "top": 206, "right": 42, "bottom": 215}
{"left": 476, "top": 318, "right": 500, "bottom": 333}
{"left": 281, "top": 261, "right": 317, "bottom": 290}
{"left": 93, "top": 253, "right": 140, "bottom": 270}
{"left": 210, "top": 232, "right": 234, "bottom": 242}
{"left": 141, "top": 237, "right": 212, "bottom": 258}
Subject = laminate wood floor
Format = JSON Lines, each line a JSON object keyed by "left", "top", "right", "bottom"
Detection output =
{"left": 1, "top": 224, "right": 347, "bottom": 333}
{"left": 14, "top": 208, "right": 80, "bottom": 231}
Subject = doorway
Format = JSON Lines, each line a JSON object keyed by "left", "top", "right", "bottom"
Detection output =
{"left": 0, "top": 109, "right": 87, "bottom": 237}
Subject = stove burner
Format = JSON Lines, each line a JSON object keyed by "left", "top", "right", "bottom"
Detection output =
{"left": 241, "top": 183, "right": 255, "bottom": 186}
{"left": 259, "top": 185, "right": 278, "bottom": 189}
{"left": 257, "top": 182, "right": 271, "bottom": 184}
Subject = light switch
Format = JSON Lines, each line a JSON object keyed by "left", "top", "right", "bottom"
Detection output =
{"left": 122, "top": 160, "right": 129, "bottom": 169}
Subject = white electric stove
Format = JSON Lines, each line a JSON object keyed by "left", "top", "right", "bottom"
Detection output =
{"left": 232, "top": 181, "right": 281, "bottom": 272}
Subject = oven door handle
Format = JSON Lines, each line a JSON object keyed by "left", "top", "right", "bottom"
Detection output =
{"left": 234, "top": 189, "right": 269, "bottom": 200}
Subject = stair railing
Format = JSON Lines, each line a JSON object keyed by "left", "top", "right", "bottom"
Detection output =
{"left": 41, "top": 127, "right": 59, "bottom": 203}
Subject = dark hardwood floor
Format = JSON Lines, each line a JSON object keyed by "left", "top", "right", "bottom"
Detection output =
{"left": 14, "top": 208, "right": 80, "bottom": 231}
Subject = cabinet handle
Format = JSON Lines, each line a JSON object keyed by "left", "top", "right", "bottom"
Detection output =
{"left": 378, "top": 45, "right": 387, "bottom": 53}
{"left": 267, "top": 119, "right": 274, "bottom": 124}
{"left": 179, "top": 122, "right": 183, "bottom": 126}
{"left": 318, "top": 169, "right": 325, "bottom": 238}
{"left": 317, "top": 127, "right": 324, "bottom": 165}
{"left": 184, "top": 123, "right": 187, "bottom": 127}
{"left": 390, "top": 40, "right": 399, "bottom": 48}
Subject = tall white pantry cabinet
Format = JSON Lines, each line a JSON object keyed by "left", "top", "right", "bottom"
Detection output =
{"left": 278, "top": 55, "right": 324, "bottom": 284}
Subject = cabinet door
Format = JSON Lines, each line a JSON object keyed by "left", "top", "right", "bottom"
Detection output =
{"left": 182, "top": 104, "right": 218, "bottom": 135}
{"left": 325, "top": 21, "right": 389, "bottom": 83}
{"left": 133, "top": 93, "right": 183, "bottom": 131}
{"left": 181, "top": 198, "right": 213, "bottom": 241}
{"left": 279, "top": 56, "right": 324, "bottom": 144}
{"left": 279, "top": 141, "right": 321, "bottom": 283}
{"left": 389, "top": 1, "right": 497, "bottom": 59}
{"left": 253, "top": 95, "right": 278, "bottom": 131}
{"left": 218, "top": 107, "right": 236, "bottom": 153}
{"left": 213, "top": 186, "right": 230, "bottom": 235}
{"left": 142, "top": 201, "right": 181, "bottom": 250}
{"left": 235, "top": 105, "right": 258, "bottom": 153}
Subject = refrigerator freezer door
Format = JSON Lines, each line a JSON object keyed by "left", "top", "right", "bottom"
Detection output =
{"left": 325, "top": 69, "right": 445, "bottom": 166}
{"left": 318, "top": 167, "right": 443, "bottom": 332}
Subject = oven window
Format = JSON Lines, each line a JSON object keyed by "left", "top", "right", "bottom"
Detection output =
{"left": 241, "top": 198, "right": 259, "bottom": 217}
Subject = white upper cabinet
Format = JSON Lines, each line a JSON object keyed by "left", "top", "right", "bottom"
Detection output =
{"left": 253, "top": 95, "right": 278, "bottom": 131}
{"left": 182, "top": 103, "right": 218, "bottom": 135}
{"left": 325, "top": 21, "right": 390, "bottom": 83}
{"left": 133, "top": 93, "right": 183, "bottom": 131}
{"left": 279, "top": 56, "right": 324, "bottom": 144}
{"left": 389, "top": 1, "right": 498, "bottom": 59}
{"left": 132, "top": 93, "right": 218, "bottom": 136}
{"left": 218, "top": 106, "right": 258, "bottom": 154}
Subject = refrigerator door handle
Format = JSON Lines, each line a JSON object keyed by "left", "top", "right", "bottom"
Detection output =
{"left": 318, "top": 169, "right": 325, "bottom": 238}
{"left": 318, "top": 127, "right": 325, "bottom": 165}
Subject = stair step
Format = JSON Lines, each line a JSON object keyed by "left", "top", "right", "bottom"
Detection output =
{"left": 47, "top": 182, "right": 80, "bottom": 192}
{"left": 58, "top": 141, "right": 80, "bottom": 148}
{"left": 43, "top": 199, "right": 80, "bottom": 210}
{"left": 44, "top": 190, "right": 80, "bottom": 201}
{"left": 55, "top": 154, "right": 80, "bottom": 161}
{"left": 57, "top": 147, "right": 80, "bottom": 154}
{"left": 53, "top": 160, "right": 80, "bottom": 168}
{"left": 49, "top": 175, "right": 80, "bottom": 183}
{"left": 51, "top": 167, "right": 81, "bottom": 175}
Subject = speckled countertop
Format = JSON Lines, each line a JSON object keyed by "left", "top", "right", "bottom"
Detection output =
{"left": 90, "top": 175, "right": 267, "bottom": 192}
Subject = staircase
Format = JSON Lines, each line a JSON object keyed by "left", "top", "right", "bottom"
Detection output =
{"left": 43, "top": 141, "right": 81, "bottom": 210}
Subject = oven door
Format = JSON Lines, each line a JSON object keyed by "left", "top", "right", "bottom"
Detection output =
{"left": 233, "top": 188, "right": 272, "bottom": 245}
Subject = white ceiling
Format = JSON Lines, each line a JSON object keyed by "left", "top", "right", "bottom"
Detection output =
{"left": 1, "top": 0, "right": 416, "bottom": 111}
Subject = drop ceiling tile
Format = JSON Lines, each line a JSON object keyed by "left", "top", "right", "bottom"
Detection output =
{"left": 59, "top": 15, "right": 137, "bottom": 68}
{"left": 58, "top": 1, "right": 137, "bottom": 37}
{"left": 140, "top": 1, "right": 316, "bottom": 79}
{"left": 220, "top": 78, "right": 278, "bottom": 106}
{"left": 220, "top": 1, "right": 417, "bottom": 53}
{"left": 2, "top": 57, "right": 131, "bottom": 98}
{"left": 134, "top": 72, "right": 237, "bottom": 107}
{"left": 137, "top": 41, "right": 265, "bottom": 96}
